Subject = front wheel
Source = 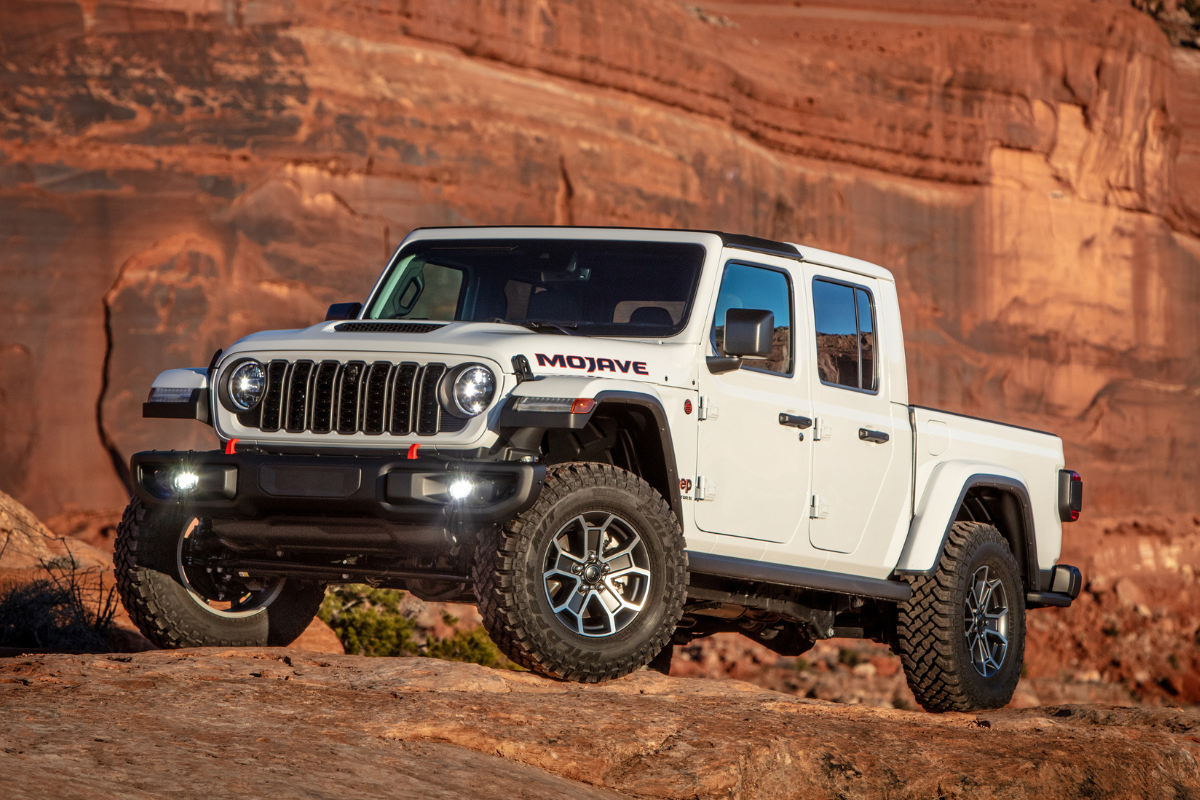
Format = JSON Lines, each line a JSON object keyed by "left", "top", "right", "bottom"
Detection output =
{"left": 896, "top": 521, "right": 1026, "bottom": 712}
{"left": 114, "top": 498, "right": 326, "bottom": 649}
{"left": 473, "top": 462, "right": 687, "bottom": 682}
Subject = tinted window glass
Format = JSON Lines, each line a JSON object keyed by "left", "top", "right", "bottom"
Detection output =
{"left": 713, "top": 263, "right": 792, "bottom": 374}
{"left": 406, "top": 263, "right": 464, "bottom": 321}
{"left": 856, "top": 288, "right": 876, "bottom": 391}
{"left": 813, "top": 279, "right": 876, "bottom": 391}
{"left": 366, "top": 240, "right": 705, "bottom": 338}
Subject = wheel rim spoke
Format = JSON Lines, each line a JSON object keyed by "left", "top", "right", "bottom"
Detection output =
{"left": 542, "top": 510, "right": 651, "bottom": 639}
{"left": 964, "top": 564, "right": 1009, "bottom": 678}
{"left": 607, "top": 565, "right": 651, "bottom": 581}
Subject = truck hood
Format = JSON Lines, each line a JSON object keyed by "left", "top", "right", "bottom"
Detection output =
{"left": 220, "top": 321, "right": 700, "bottom": 387}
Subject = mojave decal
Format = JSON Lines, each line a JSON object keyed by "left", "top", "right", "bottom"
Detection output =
{"left": 534, "top": 353, "right": 649, "bottom": 375}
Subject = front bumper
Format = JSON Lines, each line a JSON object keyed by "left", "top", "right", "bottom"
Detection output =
{"left": 130, "top": 449, "right": 546, "bottom": 528}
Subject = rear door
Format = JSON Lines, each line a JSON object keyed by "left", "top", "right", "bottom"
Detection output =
{"left": 694, "top": 259, "right": 812, "bottom": 544}
{"left": 805, "top": 268, "right": 899, "bottom": 554}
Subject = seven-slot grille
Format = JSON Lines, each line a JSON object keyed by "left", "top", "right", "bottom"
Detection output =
{"left": 235, "top": 360, "right": 469, "bottom": 436}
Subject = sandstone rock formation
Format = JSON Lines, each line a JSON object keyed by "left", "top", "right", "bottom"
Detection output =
{"left": 0, "top": 0, "right": 1198, "bottom": 522}
{"left": 3, "top": 649, "right": 1200, "bottom": 799}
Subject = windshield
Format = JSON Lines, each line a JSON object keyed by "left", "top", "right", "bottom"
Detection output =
{"left": 365, "top": 239, "right": 706, "bottom": 337}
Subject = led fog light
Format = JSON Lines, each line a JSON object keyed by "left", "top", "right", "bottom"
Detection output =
{"left": 140, "top": 463, "right": 238, "bottom": 502}
{"left": 448, "top": 478, "right": 474, "bottom": 500}
{"left": 172, "top": 471, "right": 200, "bottom": 494}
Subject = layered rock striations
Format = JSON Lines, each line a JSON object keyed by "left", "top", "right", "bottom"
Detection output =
{"left": 0, "top": 0, "right": 1197, "bottom": 519}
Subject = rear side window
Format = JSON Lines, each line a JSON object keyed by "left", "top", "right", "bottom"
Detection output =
{"left": 812, "top": 278, "right": 877, "bottom": 391}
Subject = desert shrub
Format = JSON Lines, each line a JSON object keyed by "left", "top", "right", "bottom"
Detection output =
{"left": 319, "top": 585, "right": 520, "bottom": 669}
{"left": 0, "top": 559, "right": 118, "bottom": 651}
{"left": 319, "top": 585, "right": 420, "bottom": 657}
{"left": 837, "top": 648, "right": 864, "bottom": 668}
{"left": 425, "top": 626, "right": 519, "bottom": 669}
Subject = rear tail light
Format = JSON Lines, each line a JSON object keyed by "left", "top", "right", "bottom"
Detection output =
{"left": 1058, "top": 469, "right": 1083, "bottom": 522}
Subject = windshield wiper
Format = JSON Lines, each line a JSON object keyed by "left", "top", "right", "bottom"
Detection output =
{"left": 485, "top": 318, "right": 578, "bottom": 336}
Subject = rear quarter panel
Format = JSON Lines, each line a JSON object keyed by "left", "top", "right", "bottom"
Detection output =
{"left": 901, "top": 407, "right": 1066, "bottom": 575}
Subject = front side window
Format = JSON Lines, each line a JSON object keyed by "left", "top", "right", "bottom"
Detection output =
{"left": 812, "top": 278, "right": 877, "bottom": 391}
{"left": 712, "top": 263, "right": 793, "bottom": 375}
{"left": 365, "top": 239, "right": 706, "bottom": 338}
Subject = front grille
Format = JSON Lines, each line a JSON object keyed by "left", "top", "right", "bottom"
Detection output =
{"left": 240, "top": 359, "right": 469, "bottom": 436}
{"left": 333, "top": 322, "right": 445, "bottom": 334}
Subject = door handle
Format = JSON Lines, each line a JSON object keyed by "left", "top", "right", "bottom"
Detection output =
{"left": 779, "top": 413, "right": 813, "bottom": 429}
{"left": 859, "top": 428, "right": 889, "bottom": 444}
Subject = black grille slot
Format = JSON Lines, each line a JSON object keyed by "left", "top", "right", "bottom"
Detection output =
{"left": 285, "top": 361, "right": 314, "bottom": 432}
{"left": 362, "top": 361, "right": 392, "bottom": 435}
{"left": 389, "top": 363, "right": 419, "bottom": 435}
{"left": 334, "top": 322, "right": 445, "bottom": 334}
{"left": 233, "top": 358, "right": 473, "bottom": 437}
{"left": 417, "top": 364, "right": 445, "bottom": 435}
{"left": 311, "top": 361, "right": 339, "bottom": 434}
{"left": 336, "top": 361, "right": 366, "bottom": 434}
{"left": 260, "top": 361, "right": 289, "bottom": 431}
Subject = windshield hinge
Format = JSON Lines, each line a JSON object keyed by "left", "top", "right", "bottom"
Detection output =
{"left": 512, "top": 355, "right": 535, "bottom": 384}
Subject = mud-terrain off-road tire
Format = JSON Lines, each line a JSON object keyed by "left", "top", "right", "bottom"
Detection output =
{"left": 114, "top": 498, "right": 326, "bottom": 649}
{"left": 472, "top": 462, "right": 687, "bottom": 682}
{"left": 896, "top": 521, "right": 1026, "bottom": 712}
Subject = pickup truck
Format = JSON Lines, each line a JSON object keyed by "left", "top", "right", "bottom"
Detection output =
{"left": 117, "top": 226, "right": 1084, "bottom": 712}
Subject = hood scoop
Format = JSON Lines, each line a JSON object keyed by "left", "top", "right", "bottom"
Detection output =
{"left": 334, "top": 322, "right": 445, "bottom": 334}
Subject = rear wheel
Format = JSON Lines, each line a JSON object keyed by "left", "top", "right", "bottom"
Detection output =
{"left": 473, "top": 462, "right": 687, "bottom": 682}
{"left": 114, "top": 498, "right": 325, "bottom": 648}
{"left": 896, "top": 521, "right": 1026, "bottom": 712}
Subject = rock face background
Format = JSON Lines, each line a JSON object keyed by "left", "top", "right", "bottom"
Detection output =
{"left": 1, "top": 1, "right": 1198, "bottom": 520}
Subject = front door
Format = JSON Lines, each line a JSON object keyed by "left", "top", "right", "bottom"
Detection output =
{"left": 805, "top": 269, "right": 899, "bottom": 554}
{"left": 694, "top": 260, "right": 811, "bottom": 544}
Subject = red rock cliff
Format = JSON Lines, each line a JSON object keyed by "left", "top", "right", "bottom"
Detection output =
{"left": 0, "top": 0, "right": 1197, "bottom": 520}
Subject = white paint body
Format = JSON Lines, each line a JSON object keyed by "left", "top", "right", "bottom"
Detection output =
{"left": 153, "top": 227, "right": 1068, "bottom": 583}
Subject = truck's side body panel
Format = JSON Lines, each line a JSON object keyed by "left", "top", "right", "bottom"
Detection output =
{"left": 899, "top": 407, "right": 1065, "bottom": 576}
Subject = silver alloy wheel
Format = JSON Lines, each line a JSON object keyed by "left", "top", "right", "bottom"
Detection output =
{"left": 963, "top": 564, "right": 1009, "bottom": 677}
{"left": 176, "top": 518, "right": 284, "bottom": 619}
{"left": 542, "top": 511, "right": 652, "bottom": 638}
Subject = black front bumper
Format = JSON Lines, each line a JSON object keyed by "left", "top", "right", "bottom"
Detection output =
{"left": 130, "top": 449, "right": 546, "bottom": 530}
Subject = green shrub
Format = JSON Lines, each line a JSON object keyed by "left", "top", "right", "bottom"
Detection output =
{"left": 319, "top": 585, "right": 419, "bottom": 658}
{"left": 425, "top": 626, "right": 520, "bottom": 670}
{"left": 319, "top": 585, "right": 521, "bottom": 669}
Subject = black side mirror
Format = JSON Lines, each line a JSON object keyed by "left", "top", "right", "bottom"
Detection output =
{"left": 326, "top": 302, "right": 363, "bottom": 321}
{"left": 724, "top": 308, "right": 774, "bottom": 357}
{"left": 707, "top": 308, "right": 774, "bottom": 374}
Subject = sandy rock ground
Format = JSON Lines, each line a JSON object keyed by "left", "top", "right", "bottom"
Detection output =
{"left": 3, "top": 649, "right": 1199, "bottom": 799}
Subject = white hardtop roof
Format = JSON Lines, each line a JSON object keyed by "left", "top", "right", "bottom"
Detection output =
{"left": 788, "top": 243, "right": 896, "bottom": 283}
{"left": 400, "top": 226, "right": 894, "bottom": 283}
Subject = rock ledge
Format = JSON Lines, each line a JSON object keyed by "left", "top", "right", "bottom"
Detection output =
{"left": 2, "top": 649, "right": 1197, "bottom": 798}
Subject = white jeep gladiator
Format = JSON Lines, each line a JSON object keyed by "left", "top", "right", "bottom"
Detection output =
{"left": 118, "top": 226, "right": 1084, "bottom": 712}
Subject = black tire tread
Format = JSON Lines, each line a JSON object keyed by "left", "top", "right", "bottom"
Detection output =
{"left": 114, "top": 498, "right": 322, "bottom": 649}
{"left": 473, "top": 462, "right": 687, "bottom": 683}
{"left": 896, "top": 521, "right": 1025, "bottom": 713}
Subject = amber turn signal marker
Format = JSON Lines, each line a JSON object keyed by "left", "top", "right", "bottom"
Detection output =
{"left": 571, "top": 398, "right": 596, "bottom": 414}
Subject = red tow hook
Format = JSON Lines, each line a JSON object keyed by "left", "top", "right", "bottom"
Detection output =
{"left": 224, "top": 438, "right": 239, "bottom": 455}
{"left": 407, "top": 443, "right": 421, "bottom": 460}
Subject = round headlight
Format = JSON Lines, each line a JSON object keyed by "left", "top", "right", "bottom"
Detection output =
{"left": 228, "top": 361, "right": 266, "bottom": 411}
{"left": 452, "top": 365, "right": 496, "bottom": 417}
